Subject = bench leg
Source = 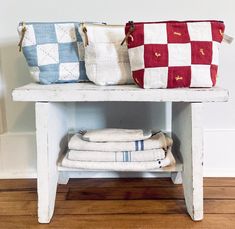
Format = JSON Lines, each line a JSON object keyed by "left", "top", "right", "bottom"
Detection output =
{"left": 172, "top": 103, "right": 203, "bottom": 221}
{"left": 58, "top": 172, "right": 70, "bottom": 185}
{"left": 171, "top": 172, "right": 182, "bottom": 184}
{"left": 36, "top": 102, "right": 68, "bottom": 223}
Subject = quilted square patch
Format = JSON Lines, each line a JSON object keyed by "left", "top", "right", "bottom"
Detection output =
{"left": 22, "top": 45, "right": 38, "bottom": 66}
{"left": 58, "top": 42, "right": 79, "bottom": 63}
{"left": 168, "top": 66, "right": 191, "bottom": 88}
{"left": 210, "top": 64, "right": 218, "bottom": 86}
{"left": 191, "top": 41, "right": 212, "bottom": 65}
{"left": 126, "top": 24, "right": 144, "bottom": 48}
{"left": 59, "top": 63, "right": 80, "bottom": 81}
{"left": 190, "top": 65, "right": 212, "bottom": 87}
{"left": 168, "top": 43, "right": 191, "bottom": 66}
{"left": 34, "top": 24, "right": 57, "bottom": 44}
{"left": 20, "top": 25, "right": 36, "bottom": 47}
{"left": 144, "top": 67, "right": 168, "bottom": 88}
{"left": 55, "top": 23, "right": 77, "bottom": 43}
{"left": 144, "top": 44, "right": 168, "bottom": 67}
{"left": 144, "top": 23, "right": 167, "bottom": 44}
{"left": 211, "top": 22, "right": 225, "bottom": 42}
{"left": 212, "top": 41, "right": 219, "bottom": 65}
{"left": 128, "top": 45, "right": 145, "bottom": 71}
{"left": 187, "top": 22, "right": 212, "bottom": 41}
{"left": 167, "top": 22, "right": 190, "bottom": 43}
{"left": 37, "top": 43, "right": 59, "bottom": 66}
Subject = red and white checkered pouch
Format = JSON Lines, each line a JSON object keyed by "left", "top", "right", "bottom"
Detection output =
{"left": 123, "top": 20, "right": 225, "bottom": 88}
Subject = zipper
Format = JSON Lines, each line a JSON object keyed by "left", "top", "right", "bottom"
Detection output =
{"left": 120, "top": 20, "right": 224, "bottom": 46}
{"left": 19, "top": 21, "right": 79, "bottom": 25}
{"left": 18, "top": 21, "right": 107, "bottom": 49}
{"left": 121, "top": 21, "right": 135, "bottom": 45}
{"left": 81, "top": 22, "right": 121, "bottom": 46}
{"left": 19, "top": 21, "right": 107, "bottom": 25}
{"left": 129, "top": 20, "right": 224, "bottom": 25}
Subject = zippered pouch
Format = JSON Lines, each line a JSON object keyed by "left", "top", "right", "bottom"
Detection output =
{"left": 79, "top": 23, "right": 133, "bottom": 86}
{"left": 123, "top": 20, "right": 227, "bottom": 88}
{"left": 18, "top": 22, "right": 89, "bottom": 84}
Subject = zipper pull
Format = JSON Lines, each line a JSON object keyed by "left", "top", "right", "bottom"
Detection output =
{"left": 82, "top": 23, "right": 89, "bottom": 47}
{"left": 222, "top": 33, "right": 234, "bottom": 44}
{"left": 18, "top": 22, "right": 27, "bottom": 52}
{"left": 121, "top": 21, "right": 135, "bottom": 45}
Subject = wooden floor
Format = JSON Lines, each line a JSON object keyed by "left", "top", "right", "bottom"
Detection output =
{"left": 0, "top": 178, "right": 235, "bottom": 228}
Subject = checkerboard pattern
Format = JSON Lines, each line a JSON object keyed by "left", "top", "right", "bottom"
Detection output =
{"left": 18, "top": 22, "right": 88, "bottom": 84}
{"left": 125, "top": 21, "right": 225, "bottom": 88}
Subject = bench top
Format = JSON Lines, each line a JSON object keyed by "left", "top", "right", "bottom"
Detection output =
{"left": 12, "top": 83, "right": 229, "bottom": 102}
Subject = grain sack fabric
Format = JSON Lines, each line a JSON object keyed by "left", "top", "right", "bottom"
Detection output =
{"left": 62, "top": 148, "right": 175, "bottom": 171}
{"left": 68, "top": 148, "right": 166, "bottom": 162}
{"left": 18, "top": 22, "right": 89, "bottom": 84}
{"left": 123, "top": 20, "right": 225, "bottom": 88}
{"left": 68, "top": 132, "right": 173, "bottom": 152}
{"left": 80, "top": 128, "right": 152, "bottom": 142}
{"left": 79, "top": 23, "right": 133, "bottom": 85}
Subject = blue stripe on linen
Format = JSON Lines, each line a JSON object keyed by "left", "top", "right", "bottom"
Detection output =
{"left": 139, "top": 141, "right": 142, "bottom": 150}
{"left": 135, "top": 141, "right": 138, "bottom": 151}
{"left": 125, "top": 151, "right": 128, "bottom": 162}
{"left": 140, "top": 140, "right": 144, "bottom": 150}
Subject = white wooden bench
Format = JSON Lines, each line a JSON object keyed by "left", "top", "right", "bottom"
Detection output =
{"left": 12, "top": 83, "right": 229, "bottom": 223}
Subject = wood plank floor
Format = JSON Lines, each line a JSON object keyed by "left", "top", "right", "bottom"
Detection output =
{"left": 0, "top": 178, "right": 235, "bottom": 228}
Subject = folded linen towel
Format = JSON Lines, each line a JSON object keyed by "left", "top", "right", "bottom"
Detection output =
{"left": 80, "top": 128, "right": 152, "bottom": 142}
{"left": 68, "top": 148, "right": 166, "bottom": 162}
{"left": 61, "top": 148, "right": 175, "bottom": 171}
{"left": 68, "top": 132, "right": 172, "bottom": 152}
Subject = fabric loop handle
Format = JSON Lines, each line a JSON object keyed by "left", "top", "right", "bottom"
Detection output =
{"left": 18, "top": 22, "right": 27, "bottom": 52}
{"left": 121, "top": 21, "right": 135, "bottom": 45}
{"left": 82, "top": 24, "right": 89, "bottom": 46}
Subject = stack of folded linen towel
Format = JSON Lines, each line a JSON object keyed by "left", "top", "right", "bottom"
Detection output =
{"left": 61, "top": 128, "right": 176, "bottom": 171}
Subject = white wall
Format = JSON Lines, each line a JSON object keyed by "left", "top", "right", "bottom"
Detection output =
{"left": 0, "top": 0, "right": 234, "bottom": 178}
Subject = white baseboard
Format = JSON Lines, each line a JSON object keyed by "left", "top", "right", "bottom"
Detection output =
{"left": 1, "top": 129, "right": 235, "bottom": 178}
{"left": 0, "top": 171, "right": 37, "bottom": 179}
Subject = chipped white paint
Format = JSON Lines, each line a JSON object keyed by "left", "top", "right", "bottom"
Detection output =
{"left": 12, "top": 83, "right": 229, "bottom": 102}
{"left": 36, "top": 103, "right": 68, "bottom": 223}
{"left": 12, "top": 83, "right": 229, "bottom": 223}
{"left": 172, "top": 103, "right": 204, "bottom": 221}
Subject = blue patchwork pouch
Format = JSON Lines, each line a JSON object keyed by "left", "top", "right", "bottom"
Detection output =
{"left": 18, "top": 22, "right": 89, "bottom": 84}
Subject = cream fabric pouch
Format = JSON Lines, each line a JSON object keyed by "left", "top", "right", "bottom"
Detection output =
{"left": 79, "top": 23, "right": 133, "bottom": 85}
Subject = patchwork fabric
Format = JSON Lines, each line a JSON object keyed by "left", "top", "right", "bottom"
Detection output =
{"left": 18, "top": 22, "right": 89, "bottom": 84}
{"left": 125, "top": 21, "right": 225, "bottom": 88}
